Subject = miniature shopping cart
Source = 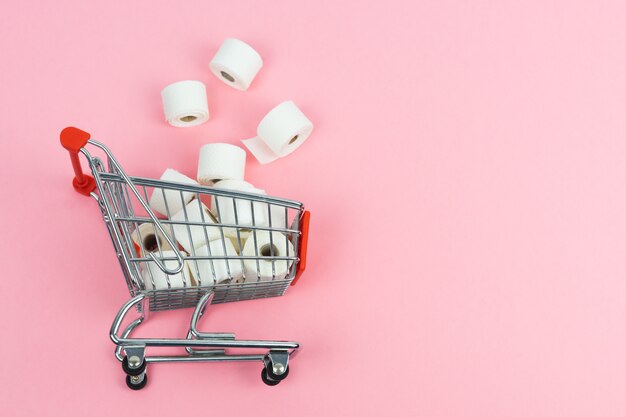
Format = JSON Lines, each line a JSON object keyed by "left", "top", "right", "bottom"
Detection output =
{"left": 60, "top": 127, "right": 310, "bottom": 390}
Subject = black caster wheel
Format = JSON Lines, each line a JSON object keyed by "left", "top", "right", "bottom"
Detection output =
{"left": 122, "top": 355, "right": 146, "bottom": 376}
{"left": 267, "top": 363, "right": 289, "bottom": 381}
{"left": 126, "top": 373, "right": 148, "bottom": 390}
{"left": 261, "top": 368, "right": 281, "bottom": 386}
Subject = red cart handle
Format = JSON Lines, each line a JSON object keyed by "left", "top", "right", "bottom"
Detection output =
{"left": 291, "top": 210, "right": 310, "bottom": 286}
{"left": 60, "top": 127, "right": 97, "bottom": 196}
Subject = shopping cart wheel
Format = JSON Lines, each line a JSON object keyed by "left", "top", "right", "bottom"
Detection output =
{"left": 267, "top": 363, "right": 290, "bottom": 381}
{"left": 261, "top": 368, "right": 281, "bottom": 386}
{"left": 126, "top": 373, "right": 148, "bottom": 390}
{"left": 122, "top": 355, "right": 146, "bottom": 376}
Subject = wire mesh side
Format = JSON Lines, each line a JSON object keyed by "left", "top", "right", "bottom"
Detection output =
{"left": 95, "top": 171, "right": 303, "bottom": 311}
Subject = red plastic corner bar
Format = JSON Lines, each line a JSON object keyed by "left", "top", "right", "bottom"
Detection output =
{"left": 291, "top": 210, "right": 310, "bottom": 286}
{"left": 60, "top": 127, "right": 96, "bottom": 196}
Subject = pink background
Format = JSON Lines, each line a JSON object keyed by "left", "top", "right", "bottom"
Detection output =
{"left": 1, "top": 0, "right": 626, "bottom": 415}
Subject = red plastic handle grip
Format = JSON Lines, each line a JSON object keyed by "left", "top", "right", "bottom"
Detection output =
{"left": 291, "top": 210, "right": 310, "bottom": 286}
{"left": 60, "top": 127, "right": 96, "bottom": 196}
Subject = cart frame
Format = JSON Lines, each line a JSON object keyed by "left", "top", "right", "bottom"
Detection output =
{"left": 60, "top": 127, "right": 310, "bottom": 389}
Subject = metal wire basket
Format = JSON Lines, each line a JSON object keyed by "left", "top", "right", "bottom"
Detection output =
{"left": 60, "top": 127, "right": 310, "bottom": 389}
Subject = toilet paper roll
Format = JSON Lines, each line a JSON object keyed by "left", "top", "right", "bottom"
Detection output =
{"left": 239, "top": 188, "right": 289, "bottom": 229}
{"left": 227, "top": 235, "right": 247, "bottom": 254}
{"left": 149, "top": 169, "right": 199, "bottom": 216}
{"left": 131, "top": 223, "right": 173, "bottom": 255}
{"left": 142, "top": 250, "right": 195, "bottom": 290}
{"left": 210, "top": 38, "right": 263, "bottom": 91}
{"left": 266, "top": 203, "right": 289, "bottom": 229}
{"left": 170, "top": 200, "right": 222, "bottom": 252}
{"left": 161, "top": 80, "right": 209, "bottom": 127}
{"left": 197, "top": 143, "right": 246, "bottom": 185}
{"left": 242, "top": 101, "right": 313, "bottom": 164}
{"left": 210, "top": 180, "right": 266, "bottom": 236}
{"left": 186, "top": 238, "right": 244, "bottom": 285}
{"left": 242, "top": 231, "right": 295, "bottom": 281}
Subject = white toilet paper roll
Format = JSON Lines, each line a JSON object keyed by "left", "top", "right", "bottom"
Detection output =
{"left": 212, "top": 178, "right": 255, "bottom": 191}
{"left": 197, "top": 143, "right": 246, "bottom": 185}
{"left": 210, "top": 38, "right": 263, "bottom": 91}
{"left": 242, "top": 231, "right": 295, "bottom": 281}
{"left": 131, "top": 223, "right": 173, "bottom": 255}
{"left": 187, "top": 238, "right": 244, "bottom": 285}
{"left": 170, "top": 200, "right": 222, "bottom": 252}
{"left": 267, "top": 203, "right": 289, "bottom": 229}
{"left": 149, "top": 169, "right": 199, "bottom": 216}
{"left": 240, "top": 188, "right": 289, "bottom": 229}
{"left": 142, "top": 250, "right": 195, "bottom": 290}
{"left": 210, "top": 180, "right": 266, "bottom": 236}
{"left": 242, "top": 101, "right": 313, "bottom": 164}
{"left": 161, "top": 80, "right": 209, "bottom": 127}
{"left": 227, "top": 235, "right": 247, "bottom": 254}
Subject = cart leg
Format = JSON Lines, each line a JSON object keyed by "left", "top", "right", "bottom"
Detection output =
{"left": 114, "top": 317, "right": 144, "bottom": 362}
{"left": 122, "top": 346, "right": 148, "bottom": 390}
{"left": 185, "top": 291, "right": 235, "bottom": 356}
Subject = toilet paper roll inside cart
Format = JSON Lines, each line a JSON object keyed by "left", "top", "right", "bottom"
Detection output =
{"left": 186, "top": 238, "right": 244, "bottom": 285}
{"left": 210, "top": 180, "right": 266, "bottom": 237}
{"left": 170, "top": 200, "right": 222, "bottom": 253}
{"left": 214, "top": 184, "right": 288, "bottom": 230}
{"left": 242, "top": 231, "right": 295, "bottom": 281}
{"left": 142, "top": 250, "right": 195, "bottom": 290}
{"left": 131, "top": 223, "right": 173, "bottom": 255}
{"left": 242, "top": 101, "right": 313, "bottom": 164}
{"left": 149, "top": 169, "right": 199, "bottom": 216}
